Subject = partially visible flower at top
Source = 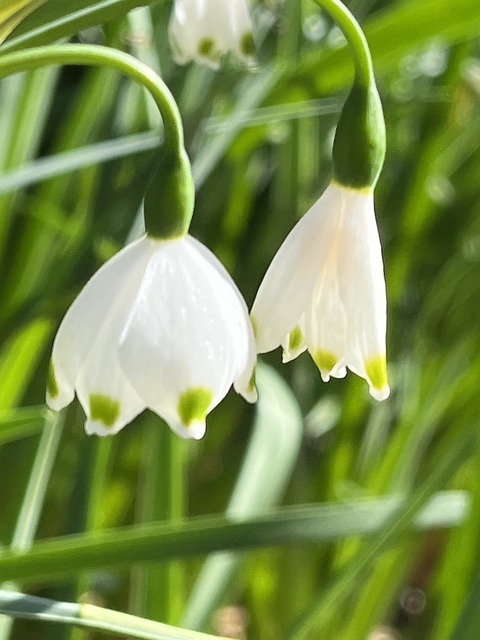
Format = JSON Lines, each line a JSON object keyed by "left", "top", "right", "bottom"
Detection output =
{"left": 251, "top": 181, "right": 389, "bottom": 401}
{"left": 168, "top": 0, "right": 255, "bottom": 68}
{"left": 47, "top": 234, "right": 257, "bottom": 440}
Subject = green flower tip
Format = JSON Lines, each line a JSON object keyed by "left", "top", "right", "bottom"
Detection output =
{"left": 248, "top": 365, "right": 256, "bottom": 393}
{"left": 47, "top": 360, "right": 59, "bottom": 399}
{"left": 288, "top": 325, "right": 304, "bottom": 352}
{"left": 178, "top": 386, "right": 213, "bottom": 427}
{"left": 313, "top": 349, "right": 338, "bottom": 375}
{"left": 365, "top": 354, "right": 388, "bottom": 392}
{"left": 89, "top": 393, "right": 121, "bottom": 428}
{"left": 198, "top": 37, "right": 215, "bottom": 57}
{"left": 240, "top": 32, "right": 255, "bottom": 58}
{"left": 250, "top": 314, "right": 258, "bottom": 339}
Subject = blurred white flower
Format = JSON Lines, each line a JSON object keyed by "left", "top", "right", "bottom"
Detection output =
{"left": 47, "top": 235, "right": 257, "bottom": 439}
{"left": 251, "top": 181, "right": 389, "bottom": 401}
{"left": 169, "top": 0, "right": 255, "bottom": 68}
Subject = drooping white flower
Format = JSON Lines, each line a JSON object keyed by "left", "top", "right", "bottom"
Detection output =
{"left": 47, "top": 234, "right": 257, "bottom": 440}
{"left": 251, "top": 181, "right": 390, "bottom": 401}
{"left": 169, "top": 0, "right": 255, "bottom": 68}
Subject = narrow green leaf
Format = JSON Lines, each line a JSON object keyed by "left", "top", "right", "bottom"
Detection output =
{"left": 0, "top": 407, "right": 44, "bottom": 446}
{"left": 284, "top": 0, "right": 480, "bottom": 95}
{"left": 0, "top": 0, "right": 161, "bottom": 53}
{"left": 0, "top": 319, "right": 53, "bottom": 411}
{"left": 0, "top": 491, "right": 468, "bottom": 585}
{"left": 0, "top": 131, "right": 160, "bottom": 195}
{"left": 0, "top": 0, "right": 46, "bottom": 45}
{"left": 0, "top": 590, "right": 227, "bottom": 640}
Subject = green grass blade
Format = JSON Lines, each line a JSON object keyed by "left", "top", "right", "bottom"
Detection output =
{"left": 0, "top": 491, "right": 468, "bottom": 585}
{"left": 0, "top": 591, "right": 227, "bottom": 640}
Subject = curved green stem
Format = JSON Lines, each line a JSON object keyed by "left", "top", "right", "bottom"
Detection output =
{"left": 0, "top": 43, "right": 195, "bottom": 236}
{"left": 312, "top": 0, "right": 374, "bottom": 87}
{"left": 0, "top": 43, "right": 185, "bottom": 158}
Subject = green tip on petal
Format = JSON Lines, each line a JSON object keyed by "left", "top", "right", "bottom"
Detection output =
{"left": 288, "top": 326, "right": 304, "bottom": 352}
{"left": 89, "top": 393, "right": 121, "bottom": 428}
{"left": 250, "top": 314, "right": 258, "bottom": 339}
{"left": 240, "top": 32, "right": 255, "bottom": 58}
{"left": 312, "top": 349, "right": 339, "bottom": 381}
{"left": 47, "top": 360, "right": 59, "bottom": 399}
{"left": 178, "top": 386, "right": 213, "bottom": 427}
{"left": 198, "top": 37, "right": 215, "bottom": 58}
{"left": 365, "top": 355, "right": 390, "bottom": 400}
{"left": 248, "top": 365, "right": 256, "bottom": 393}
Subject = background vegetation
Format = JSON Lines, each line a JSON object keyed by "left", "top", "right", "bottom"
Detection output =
{"left": 0, "top": 0, "right": 480, "bottom": 638}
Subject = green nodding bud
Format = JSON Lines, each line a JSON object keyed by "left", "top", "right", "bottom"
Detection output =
{"left": 332, "top": 82, "right": 386, "bottom": 190}
{"left": 143, "top": 148, "right": 195, "bottom": 239}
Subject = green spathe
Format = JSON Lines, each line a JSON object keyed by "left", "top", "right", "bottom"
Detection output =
{"left": 332, "top": 82, "right": 386, "bottom": 190}
{"left": 177, "top": 387, "right": 213, "bottom": 427}
{"left": 143, "top": 148, "right": 195, "bottom": 239}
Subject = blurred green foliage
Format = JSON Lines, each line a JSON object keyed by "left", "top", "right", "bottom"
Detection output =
{"left": 0, "top": 0, "right": 479, "bottom": 639}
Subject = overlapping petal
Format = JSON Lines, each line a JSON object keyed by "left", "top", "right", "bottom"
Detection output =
{"left": 169, "top": 0, "right": 254, "bottom": 68}
{"left": 251, "top": 182, "right": 390, "bottom": 400}
{"left": 47, "top": 237, "right": 153, "bottom": 413}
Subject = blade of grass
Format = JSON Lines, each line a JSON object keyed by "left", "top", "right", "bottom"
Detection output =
{"left": 0, "top": 490, "right": 468, "bottom": 585}
{"left": 0, "top": 591, "right": 227, "bottom": 640}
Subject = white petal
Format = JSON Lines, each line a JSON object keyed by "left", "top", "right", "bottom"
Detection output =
{"left": 251, "top": 183, "right": 343, "bottom": 354}
{"left": 168, "top": 0, "right": 254, "bottom": 67}
{"left": 281, "top": 318, "right": 307, "bottom": 363}
{"left": 47, "top": 236, "right": 153, "bottom": 418}
{"left": 303, "top": 184, "right": 389, "bottom": 397}
{"left": 119, "top": 236, "right": 254, "bottom": 437}
{"left": 187, "top": 236, "right": 257, "bottom": 402}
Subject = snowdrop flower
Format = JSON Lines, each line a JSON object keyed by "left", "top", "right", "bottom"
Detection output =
{"left": 47, "top": 234, "right": 257, "bottom": 440}
{"left": 169, "top": 0, "right": 255, "bottom": 68}
{"left": 251, "top": 181, "right": 389, "bottom": 401}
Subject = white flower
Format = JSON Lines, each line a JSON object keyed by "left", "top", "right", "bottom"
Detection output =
{"left": 47, "top": 235, "right": 257, "bottom": 439}
{"left": 169, "top": 0, "right": 255, "bottom": 68}
{"left": 251, "top": 181, "right": 390, "bottom": 401}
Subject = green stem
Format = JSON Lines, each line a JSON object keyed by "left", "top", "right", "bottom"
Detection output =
{"left": 0, "top": 591, "right": 227, "bottom": 640}
{"left": 0, "top": 43, "right": 195, "bottom": 237}
{"left": 0, "top": 410, "right": 64, "bottom": 640}
{"left": 0, "top": 43, "right": 184, "bottom": 154}
{"left": 312, "top": 0, "right": 374, "bottom": 87}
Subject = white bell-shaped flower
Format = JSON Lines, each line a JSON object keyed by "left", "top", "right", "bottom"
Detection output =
{"left": 47, "top": 235, "right": 257, "bottom": 439}
{"left": 169, "top": 0, "right": 255, "bottom": 68}
{"left": 251, "top": 181, "right": 390, "bottom": 401}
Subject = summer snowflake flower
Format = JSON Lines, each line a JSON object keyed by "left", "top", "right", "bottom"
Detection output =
{"left": 169, "top": 0, "right": 255, "bottom": 68}
{"left": 251, "top": 181, "right": 390, "bottom": 401}
{"left": 47, "top": 235, "right": 257, "bottom": 440}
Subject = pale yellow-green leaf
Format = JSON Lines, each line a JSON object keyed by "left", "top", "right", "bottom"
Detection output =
{"left": 0, "top": 0, "right": 46, "bottom": 44}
